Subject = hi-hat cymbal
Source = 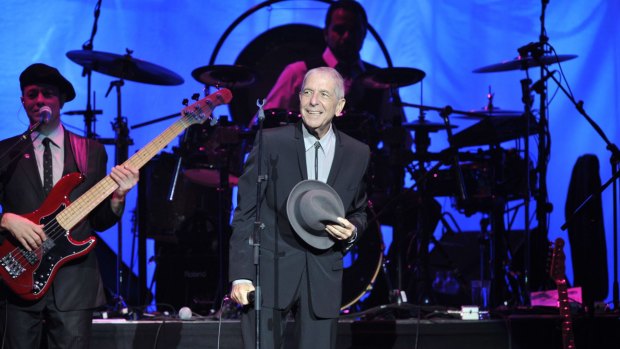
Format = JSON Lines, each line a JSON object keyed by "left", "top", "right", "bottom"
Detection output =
{"left": 401, "top": 119, "right": 456, "bottom": 132}
{"left": 358, "top": 67, "right": 425, "bottom": 89}
{"left": 456, "top": 107, "right": 523, "bottom": 119}
{"left": 66, "top": 50, "right": 184, "bottom": 85}
{"left": 192, "top": 65, "right": 256, "bottom": 88}
{"left": 473, "top": 54, "right": 577, "bottom": 73}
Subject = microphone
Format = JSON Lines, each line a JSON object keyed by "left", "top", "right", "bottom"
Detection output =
{"left": 530, "top": 70, "right": 557, "bottom": 94}
{"left": 40, "top": 106, "right": 52, "bottom": 124}
{"left": 247, "top": 290, "right": 255, "bottom": 304}
{"left": 178, "top": 306, "right": 192, "bottom": 320}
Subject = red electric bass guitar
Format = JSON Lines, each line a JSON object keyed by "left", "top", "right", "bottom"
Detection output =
{"left": 0, "top": 89, "right": 232, "bottom": 300}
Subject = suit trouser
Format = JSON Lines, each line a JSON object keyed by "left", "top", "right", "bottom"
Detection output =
{"left": 240, "top": 267, "right": 338, "bottom": 349}
{"left": 1, "top": 290, "right": 93, "bottom": 349}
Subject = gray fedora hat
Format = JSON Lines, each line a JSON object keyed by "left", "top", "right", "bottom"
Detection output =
{"left": 286, "top": 180, "right": 345, "bottom": 250}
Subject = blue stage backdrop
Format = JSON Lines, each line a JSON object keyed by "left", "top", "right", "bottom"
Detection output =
{"left": 1, "top": 0, "right": 618, "bottom": 307}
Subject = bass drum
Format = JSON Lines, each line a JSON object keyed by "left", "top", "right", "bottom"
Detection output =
{"left": 341, "top": 202, "right": 384, "bottom": 310}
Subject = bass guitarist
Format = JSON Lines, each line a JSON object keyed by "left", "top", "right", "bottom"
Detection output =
{"left": 0, "top": 63, "right": 138, "bottom": 349}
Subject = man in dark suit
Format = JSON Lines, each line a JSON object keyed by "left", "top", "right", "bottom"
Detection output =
{"left": 0, "top": 63, "right": 139, "bottom": 348}
{"left": 229, "top": 67, "right": 370, "bottom": 348}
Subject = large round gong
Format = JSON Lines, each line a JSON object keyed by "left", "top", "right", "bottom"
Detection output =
{"left": 231, "top": 24, "right": 325, "bottom": 127}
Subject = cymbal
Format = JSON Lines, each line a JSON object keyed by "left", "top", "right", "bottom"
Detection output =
{"left": 358, "top": 67, "right": 425, "bottom": 89}
{"left": 473, "top": 54, "right": 577, "bottom": 73}
{"left": 456, "top": 107, "right": 523, "bottom": 119}
{"left": 66, "top": 50, "right": 184, "bottom": 85}
{"left": 452, "top": 114, "right": 538, "bottom": 148}
{"left": 192, "top": 65, "right": 256, "bottom": 88}
{"left": 402, "top": 119, "right": 457, "bottom": 132}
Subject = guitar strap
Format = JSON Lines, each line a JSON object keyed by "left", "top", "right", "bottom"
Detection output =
{"left": 67, "top": 131, "right": 88, "bottom": 175}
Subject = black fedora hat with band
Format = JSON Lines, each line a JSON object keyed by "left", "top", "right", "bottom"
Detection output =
{"left": 19, "top": 63, "right": 76, "bottom": 102}
{"left": 286, "top": 180, "right": 345, "bottom": 250}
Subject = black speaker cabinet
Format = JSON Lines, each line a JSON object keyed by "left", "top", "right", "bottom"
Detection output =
{"left": 154, "top": 242, "right": 219, "bottom": 315}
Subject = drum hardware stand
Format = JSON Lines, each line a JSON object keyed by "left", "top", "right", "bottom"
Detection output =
{"left": 71, "top": 0, "right": 103, "bottom": 140}
{"left": 369, "top": 103, "right": 462, "bottom": 311}
{"left": 514, "top": 0, "right": 552, "bottom": 306}
{"left": 67, "top": 0, "right": 135, "bottom": 314}
{"left": 165, "top": 96, "right": 200, "bottom": 203}
{"left": 211, "top": 119, "right": 241, "bottom": 316}
{"left": 99, "top": 77, "right": 134, "bottom": 316}
{"left": 518, "top": 69, "right": 537, "bottom": 306}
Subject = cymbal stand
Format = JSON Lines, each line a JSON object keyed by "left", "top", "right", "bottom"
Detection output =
{"left": 79, "top": 0, "right": 102, "bottom": 139}
{"left": 212, "top": 121, "right": 239, "bottom": 315}
{"left": 102, "top": 78, "right": 134, "bottom": 315}
{"left": 518, "top": 68, "right": 535, "bottom": 306}
{"left": 396, "top": 103, "right": 467, "bottom": 305}
{"left": 512, "top": 0, "right": 552, "bottom": 306}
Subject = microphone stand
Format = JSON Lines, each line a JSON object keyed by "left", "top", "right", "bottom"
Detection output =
{"left": 547, "top": 68, "right": 620, "bottom": 310}
{"left": 252, "top": 99, "right": 267, "bottom": 349}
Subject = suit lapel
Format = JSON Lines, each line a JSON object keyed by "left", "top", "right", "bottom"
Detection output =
{"left": 326, "top": 126, "right": 344, "bottom": 186}
{"left": 67, "top": 131, "right": 88, "bottom": 175}
{"left": 294, "top": 122, "right": 309, "bottom": 180}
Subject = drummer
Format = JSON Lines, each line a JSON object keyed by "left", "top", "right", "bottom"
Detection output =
{"left": 262, "top": 0, "right": 408, "bottom": 196}
{"left": 261, "top": 0, "right": 404, "bottom": 135}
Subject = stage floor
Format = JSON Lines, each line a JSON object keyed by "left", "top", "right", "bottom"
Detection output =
{"left": 91, "top": 312, "right": 620, "bottom": 349}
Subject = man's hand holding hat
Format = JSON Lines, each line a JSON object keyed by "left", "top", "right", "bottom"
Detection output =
{"left": 325, "top": 217, "right": 356, "bottom": 242}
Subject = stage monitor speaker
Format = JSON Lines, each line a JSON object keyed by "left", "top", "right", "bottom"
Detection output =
{"left": 154, "top": 241, "right": 219, "bottom": 315}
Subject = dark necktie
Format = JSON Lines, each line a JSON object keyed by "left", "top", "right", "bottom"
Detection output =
{"left": 314, "top": 141, "right": 321, "bottom": 180}
{"left": 42, "top": 138, "right": 53, "bottom": 195}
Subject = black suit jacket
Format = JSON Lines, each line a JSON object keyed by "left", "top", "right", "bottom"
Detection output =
{"left": 0, "top": 129, "right": 119, "bottom": 311}
{"left": 229, "top": 122, "right": 370, "bottom": 318}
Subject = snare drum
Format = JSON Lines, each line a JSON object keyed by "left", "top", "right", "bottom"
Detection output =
{"left": 181, "top": 122, "right": 245, "bottom": 188}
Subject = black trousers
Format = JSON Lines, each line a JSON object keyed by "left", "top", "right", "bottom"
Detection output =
{"left": 1, "top": 290, "right": 93, "bottom": 349}
{"left": 240, "top": 267, "right": 338, "bottom": 349}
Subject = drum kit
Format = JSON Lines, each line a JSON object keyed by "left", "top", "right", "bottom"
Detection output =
{"left": 63, "top": 44, "right": 577, "bottom": 311}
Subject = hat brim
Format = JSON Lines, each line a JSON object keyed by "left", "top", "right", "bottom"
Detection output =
{"left": 286, "top": 180, "right": 345, "bottom": 250}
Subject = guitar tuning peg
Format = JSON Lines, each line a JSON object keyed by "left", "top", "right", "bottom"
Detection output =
{"left": 182, "top": 98, "right": 189, "bottom": 106}
{"left": 191, "top": 93, "right": 200, "bottom": 101}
